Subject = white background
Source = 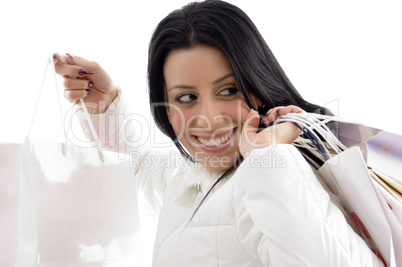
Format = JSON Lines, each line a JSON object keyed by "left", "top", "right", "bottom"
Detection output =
{"left": 1, "top": 1, "right": 400, "bottom": 265}
{"left": 0, "top": 0, "right": 401, "bottom": 143}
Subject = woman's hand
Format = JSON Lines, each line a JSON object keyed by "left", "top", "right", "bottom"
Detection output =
{"left": 240, "top": 105, "right": 304, "bottom": 157}
{"left": 53, "top": 53, "right": 117, "bottom": 114}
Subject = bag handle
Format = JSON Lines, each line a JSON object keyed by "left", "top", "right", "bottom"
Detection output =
{"left": 28, "top": 53, "right": 104, "bottom": 162}
{"left": 274, "top": 113, "right": 348, "bottom": 168}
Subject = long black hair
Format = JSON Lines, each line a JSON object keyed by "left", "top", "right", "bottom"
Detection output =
{"left": 147, "top": 0, "right": 333, "bottom": 216}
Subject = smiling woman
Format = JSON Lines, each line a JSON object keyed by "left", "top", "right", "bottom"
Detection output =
{"left": 163, "top": 44, "right": 304, "bottom": 173}
{"left": 2, "top": 0, "right": 400, "bottom": 266}
{"left": 49, "top": 1, "right": 388, "bottom": 266}
{"left": 164, "top": 45, "right": 252, "bottom": 172}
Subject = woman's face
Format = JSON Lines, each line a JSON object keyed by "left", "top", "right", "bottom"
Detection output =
{"left": 164, "top": 44, "right": 255, "bottom": 172}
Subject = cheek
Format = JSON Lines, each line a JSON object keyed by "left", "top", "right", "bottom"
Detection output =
{"left": 240, "top": 101, "right": 252, "bottom": 123}
{"left": 167, "top": 107, "right": 192, "bottom": 139}
{"left": 223, "top": 100, "right": 251, "bottom": 124}
{"left": 168, "top": 100, "right": 251, "bottom": 133}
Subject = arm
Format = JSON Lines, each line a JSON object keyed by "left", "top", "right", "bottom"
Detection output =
{"left": 54, "top": 53, "right": 173, "bottom": 213}
{"left": 54, "top": 53, "right": 146, "bottom": 154}
{"left": 233, "top": 144, "right": 383, "bottom": 267}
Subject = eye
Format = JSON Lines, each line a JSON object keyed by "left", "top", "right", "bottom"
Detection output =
{"left": 218, "top": 87, "right": 239, "bottom": 97}
{"left": 176, "top": 93, "right": 198, "bottom": 104}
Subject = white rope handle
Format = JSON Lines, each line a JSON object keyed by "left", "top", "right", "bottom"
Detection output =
{"left": 28, "top": 55, "right": 69, "bottom": 156}
{"left": 275, "top": 114, "right": 333, "bottom": 158}
{"left": 28, "top": 53, "right": 104, "bottom": 162}
{"left": 77, "top": 99, "right": 105, "bottom": 162}
{"left": 56, "top": 53, "right": 104, "bottom": 162}
{"left": 28, "top": 56, "right": 65, "bottom": 138}
{"left": 275, "top": 113, "right": 349, "bottom": 158}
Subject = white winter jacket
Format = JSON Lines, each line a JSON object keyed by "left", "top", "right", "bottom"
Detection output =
{"left": 82, "top": 92, "right": 383, "bottom": 267}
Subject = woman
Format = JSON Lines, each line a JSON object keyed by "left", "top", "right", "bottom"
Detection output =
{"left": 55, "top": 1, "right": 382, "bottom": 266}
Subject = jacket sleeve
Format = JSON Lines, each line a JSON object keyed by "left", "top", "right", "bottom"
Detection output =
{"left": 77, "top": 89, "right": 175, "bottom": 214}
{"left": 78, "top": 89, "right": 142, "bottom": 154}
{"left": 233, "top": 144, "right": 383, "bottom": 267}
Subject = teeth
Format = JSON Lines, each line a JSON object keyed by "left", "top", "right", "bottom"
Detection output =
{"left": 197, "top": 131, "right": 233, "bottom": 147}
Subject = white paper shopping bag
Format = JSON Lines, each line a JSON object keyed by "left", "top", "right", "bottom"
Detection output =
{"left": 318, "top": 147, "right": 397, "bottom": 267}
{"left": 0, "top": 142, "right": 22, "bottom": 267}
{"left": 275, "top": 113, "right": 402, "bottom": 267}
{"left": 15, "top": 137, "right": 142, "bottom": 266}
{"left": 4, "top": 54, "right": 145, "bottom": 266}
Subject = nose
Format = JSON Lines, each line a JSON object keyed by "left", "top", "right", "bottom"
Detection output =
{"left": 193, "top": 99, "right": 225, "bottom": 130}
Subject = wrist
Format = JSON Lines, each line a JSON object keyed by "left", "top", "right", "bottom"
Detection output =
{"left": 94, "top": 88, "right": 118, "bottom": 114}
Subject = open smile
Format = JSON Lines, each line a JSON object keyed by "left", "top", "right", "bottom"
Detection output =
{"left": 191, "top": 127, "right": 237, "bottom": 153}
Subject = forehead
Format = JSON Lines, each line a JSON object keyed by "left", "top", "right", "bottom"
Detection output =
{"left": 163, "top": 45, "right": 233, "bottom": 85}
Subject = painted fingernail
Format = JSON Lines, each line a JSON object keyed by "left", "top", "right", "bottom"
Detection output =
{"left": 86, "top": 89, "right": 90, "bottom": 94}
{"left": 53, "top": 54, "right": 58, "bottom": 61}
{"left": 78, "top": 69, "right": 88, "bottom": 76}
{"left": 88, "top": 82, "right": 93, "bottom": 88}
{"left": 66, "top": 53, "right": 76, "bottom": 61}
{"left": 261, "top": 113, "right": 270, "bottom": 124}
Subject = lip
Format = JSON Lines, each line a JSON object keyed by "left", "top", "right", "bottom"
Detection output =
{"left": 191, "top": 127, "right": 237, "bottom": 154}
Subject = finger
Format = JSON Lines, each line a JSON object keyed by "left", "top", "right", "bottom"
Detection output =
{"left": 240, "top": 109, "right": 273, "bottom": 157}
{"left": 277, "top": 105, "right": 305, "bottom": 116}
{"left": 242, "top": 109, "right": 260, "bottom": 136}
{"left": 65, "top": 53, "right": 78, "bottom": 65}
{"left": 64, "top": 77, "right": 93, "bottom": 90}
{"left": 261, "top": 106, "right": 285, "bottom": 124}
{"left": 68, "top": 55, "right": 101, "bottom": 73}
{"left": 55, "top": 63, "right": 89, "bottom": 78}
{"left": 53, "top": 52, "right": 71, "bottom": 65}
{"left": 52, "top": 53, "right": 61, "bottom": 64}
{"left": 262, "top": 105, "right": 305, "bottom": 124}
{"left": 239, "top": 109, "right": 259, "bottom": 157}
{"left": 64, "top": 89, "right": 89, "bottom": 101}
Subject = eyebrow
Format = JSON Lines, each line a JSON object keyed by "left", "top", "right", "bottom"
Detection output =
{"left": 167, "top": 73, "right": 234, "bottom": 91}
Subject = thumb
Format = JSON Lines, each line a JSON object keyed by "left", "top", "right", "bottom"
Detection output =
{"left": 72, "top": 55, "right": 102, "bottom": 73}
{"left": 60, "top": 53, "right": 102, "bottom": 73}
{"left": 65, "top": 53, "right": 78, "bottom": 65}
{"left": 241, "top": 109, "right": 260, "bottom": 141}
{"left": 239, "top": 109, "right": 261, "bottom": 158}
{"left": 243, "top": 109, "right": 260, "bottom": 132}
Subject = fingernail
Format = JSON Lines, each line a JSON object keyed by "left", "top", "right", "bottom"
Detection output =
{"left": 78, "top": 69, "right": 88, "bottom": 76}
{"left": 88, "top": 82, "right": 93, "bottom": 88}
{"left": 86, "top": 89, "right": 90, "bottom": 94}
{"left": 261, "top": 113, "right": 270, "bottom": 124}
{"left": 66, "top": 53, "right": 76, "bottom": 61}
{"left": 53, "top": 54, "right": 58, "bottom": 61}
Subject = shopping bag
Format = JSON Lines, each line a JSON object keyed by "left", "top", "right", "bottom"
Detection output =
{"left": 0, "top": 54, "right": 143, "bottom": 266}
{"left": 0, "top": 142, "right": 22, "bottom": 267}
{"left": 276, "top": 113, "right": 402, "bottom": 267}
{"left": 15, "top": 137, "right": 142, "bottom": 266}
{"left": 366, "top": 131, "right": 402, "bottom": 224}
{"left": 328, "top": 117, "right": 402, "bottom": 226}
{"left": 318, "top": 147, "right": 400, "bottom": 267}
